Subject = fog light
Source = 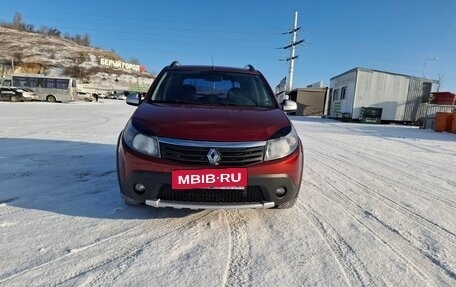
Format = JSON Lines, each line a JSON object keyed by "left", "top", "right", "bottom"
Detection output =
{"left": 134, "top": 183, "right": 146, "bottom": 194}
{"left": 275, "top": 187, "right": 287, "bottom": 197}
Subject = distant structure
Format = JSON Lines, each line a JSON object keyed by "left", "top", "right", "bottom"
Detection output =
{"left": 306, "top": 81, "right": 325, "bottom": 88}
{"left": 287, "top": 87, "right": 329, "bottom": 116}
{"left": 327, "top": 67, "right": 437, "bottom": 123}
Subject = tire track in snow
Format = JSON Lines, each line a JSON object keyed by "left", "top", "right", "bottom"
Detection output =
{"left": 297, "top": 203, "right": 376, "bottom": 287}
{"left": 223, "top": 210, "right": 252, "bottom": 287}
{"left": 306, "top": 154, "right": 456, "bottom": 247}
{"left": 304, "top": 174, "right": 455, "bottom": 286}
{"left": 308, "top": 149, "right": 456, "bottom": 210}
{"left": 304, "top": 133, "right": 456, "bottom": 195}
{"left": 303, "top": 136, "right": 456, "bottom": 208}
{"left": 0, "top": 210, "right": 214, "bottom": 287}
{"left": 62, "top": 240, "right": 147, "bottom": 287}
{"left": 304, "top": 125, "right": 456, "bottom": 174}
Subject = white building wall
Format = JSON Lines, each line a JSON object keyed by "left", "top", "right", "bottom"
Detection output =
{"left": 329, "top": 70, "right": 357, "bottom": 118}
{"left": 353, "top": 70, "right": 410, "bottom": 121}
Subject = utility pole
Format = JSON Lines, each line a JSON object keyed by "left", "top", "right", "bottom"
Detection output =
{"left": 280, "top": 11, "right": 304, "bottom": 93}
{"left": 287, "top": 11, "right": 298, "bottom": 92}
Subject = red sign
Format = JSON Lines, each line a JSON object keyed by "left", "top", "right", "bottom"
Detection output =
{"left": 172, "top": 168, "right": 247, "bottom": 190}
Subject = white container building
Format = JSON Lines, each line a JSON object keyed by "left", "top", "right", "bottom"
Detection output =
{"left": 328, "top": 68, "right": 437, "bottom": 122}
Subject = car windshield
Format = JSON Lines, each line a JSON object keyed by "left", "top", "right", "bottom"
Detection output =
{"left": 149, "top": 70, "right": 277, "bottom": 108}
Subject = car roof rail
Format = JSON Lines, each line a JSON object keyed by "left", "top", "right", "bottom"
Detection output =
{"left": 244, "top": 64, "right": 256, "bottom": 71}
{"left": 170, "top": 61, "right": 181, "bottom": 67}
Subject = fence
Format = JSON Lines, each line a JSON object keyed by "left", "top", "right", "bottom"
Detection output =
{"left": 422, "top": 104, "right": 456, "bottom": 129}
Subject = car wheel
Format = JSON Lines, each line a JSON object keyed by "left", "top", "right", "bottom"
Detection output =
{"left": 10, "top": 96, "right": 18, "bottom": 102}
{"left": 47, "top": 95, "right": 56, "bottom": 102}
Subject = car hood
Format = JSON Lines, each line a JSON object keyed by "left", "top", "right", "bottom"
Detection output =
{"left": 131, "top": 103, "right": 291, "bottom": 141}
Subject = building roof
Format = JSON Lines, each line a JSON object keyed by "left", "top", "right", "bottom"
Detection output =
{"left": 330, "top": 67, "right": 438, "bottom": 83}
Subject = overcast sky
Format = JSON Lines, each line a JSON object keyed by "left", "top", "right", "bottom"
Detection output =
{"left": 1, "top": 0, "right": 455, "bottom": 91}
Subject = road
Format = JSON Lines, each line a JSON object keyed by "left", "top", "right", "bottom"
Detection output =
{"left": 0, "top": 100, "right": 455, "bottom": 286}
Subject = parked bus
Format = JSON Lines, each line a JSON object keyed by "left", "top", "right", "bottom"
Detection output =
{"left": 0, "top": 74, "right": 77, "bottom": 103}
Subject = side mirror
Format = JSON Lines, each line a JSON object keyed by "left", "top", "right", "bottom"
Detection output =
{"left": 126, "top": 93, "right": 140, "bottom": 106}
{"left": 282, "top": 99, "right": 297, "bottom": 113}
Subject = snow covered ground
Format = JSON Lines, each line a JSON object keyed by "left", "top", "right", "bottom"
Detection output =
{"left": 0, "top": 100, "right": 455, "bottom": 287}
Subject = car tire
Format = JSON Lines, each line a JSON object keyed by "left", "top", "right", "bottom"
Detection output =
{"left": 10, "top": 96, "right": 18, "bottom": 102}
{"left": 47, "top": 95, "right": 56, "bottom": 102}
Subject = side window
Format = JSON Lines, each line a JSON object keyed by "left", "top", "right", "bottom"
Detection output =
{"left": 13, "top": 77, "right": 29, "bottom": 87}
{"left": 28, "top": 78, "right": 38, "bottom": 87}
{"left": 341, "top": 86, "right": 347, "bottom": 100}
{"left": 333, "top": 89, "right": 340, "bottom": 101}
{"left": 56, "top": 79, "right": 69, "bottom": 89}
{"left": 43, "top": 79, "right": 56, "bottom": 88}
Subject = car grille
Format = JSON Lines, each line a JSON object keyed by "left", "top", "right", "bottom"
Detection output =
{"left": 160, "top": 143, "right": 265, "bottom": 166}
{"left": 157, "top": 185, "right": 265, "bottom": 203}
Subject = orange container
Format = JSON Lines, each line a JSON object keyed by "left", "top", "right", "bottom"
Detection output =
{"left": 434, "top": 112, "right": 452, "bottom": 132}
{"left": 451, "top": 114, "right": 456, "bottom": 134}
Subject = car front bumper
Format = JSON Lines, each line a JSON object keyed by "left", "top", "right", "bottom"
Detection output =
{"left": 119, "top": 170, "right": 301, "bottom": 209}
{"left": 117, "top": 136, "right": 303, "bottom": 209}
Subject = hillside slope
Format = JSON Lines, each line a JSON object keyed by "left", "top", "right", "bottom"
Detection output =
{"left": 0, "top": 27, "right": 153, "bottom": 92}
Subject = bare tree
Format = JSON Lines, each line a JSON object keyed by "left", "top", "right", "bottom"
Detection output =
{"left": 82, "top": 33, "right": 91, "bottom": 46}
{"left": 39, "top": 26, "right": 49, "bottom": 34}
{"left": 12, "top": 52, "right": 24, "bottom": 65}
{"left": 25, "top": 24, "right": 34, "bottom": 32}
{"left": 12, "top": 11, "right": 24, "bottom": 30}
{"left": 129, "top": 57, "right": 140, "bottom": 64}
{"left": 47, "top": 27, "right": 61, "bottom": 37}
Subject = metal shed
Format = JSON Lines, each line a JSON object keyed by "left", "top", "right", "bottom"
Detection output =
{"left": 287, "top": 87, "right": 328, "bottom": 116}
{"left": 328, "top": 68, "right": 437, "bottom": 122}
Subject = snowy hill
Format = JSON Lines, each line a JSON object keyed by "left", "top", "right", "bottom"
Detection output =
{"left": 0, "top": 27, "right": 154, "bottom": 92}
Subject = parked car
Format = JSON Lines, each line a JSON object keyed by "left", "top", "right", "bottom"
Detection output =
{"left": 77, "top": 91, "right": 94, "bottom": 102}
{"left": 0, "top": 87, "right": 37, "bottom": 102}
{"left": 116, "top": 62, "right": 302, "bottom": 209}
{"left": 116, "top": 94, "right": 127, "bottom": 100}
{"left": 108, "top": 92, "right": 127, "bottom": 100}
{"left": 19, "top": 88, "right": 39, "bottom": 100}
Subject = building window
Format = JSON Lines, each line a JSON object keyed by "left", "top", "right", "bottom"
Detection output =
{"left": 333, "top": 89, "right": 339, "bottom": 101}
{"left": 341, "top": 86, "right": 347, "bottom": 100}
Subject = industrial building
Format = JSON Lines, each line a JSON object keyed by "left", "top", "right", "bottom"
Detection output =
{"left": 328, "top": 67, "right": 437, "bottom": 123}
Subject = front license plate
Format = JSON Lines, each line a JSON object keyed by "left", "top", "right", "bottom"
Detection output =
{"left": 172, "top": 168, "right": 247, "bottom": 190}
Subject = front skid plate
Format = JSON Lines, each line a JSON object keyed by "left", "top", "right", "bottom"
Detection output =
{"left": 145, "top": 199, "right": 275, "bottom": 210}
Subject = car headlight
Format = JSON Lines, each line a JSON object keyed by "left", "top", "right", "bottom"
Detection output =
{"left": 264, "top": 126, "right": 299, "bottom": 161}
{"left": 122, "top": 120, "right": 160, "bottom": 157}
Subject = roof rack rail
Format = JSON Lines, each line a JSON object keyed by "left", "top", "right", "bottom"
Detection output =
{"left": 170, "top": 61, "right": 181, "bottom": 67}
{"left": 244, "top": 64, "right": 255, "bottom": 71}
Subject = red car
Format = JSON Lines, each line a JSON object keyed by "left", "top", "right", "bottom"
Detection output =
{"left": 117, "top": 62, "right": 303, "bottom": 209}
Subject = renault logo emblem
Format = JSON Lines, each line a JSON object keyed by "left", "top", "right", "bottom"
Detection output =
{"left": 207, "top": 148, "right": 221, "bottom": 165}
